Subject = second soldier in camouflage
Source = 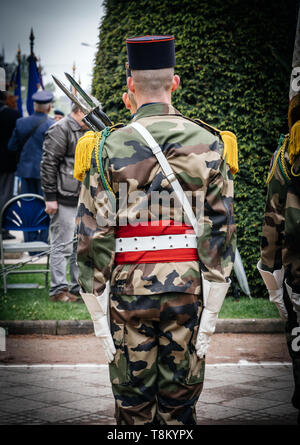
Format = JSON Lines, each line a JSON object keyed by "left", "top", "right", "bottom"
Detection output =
{"left": 258, "top": 91, "right": 300, "bottom": 424}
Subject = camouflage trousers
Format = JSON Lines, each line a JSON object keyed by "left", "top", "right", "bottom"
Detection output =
{"left": 108, "top": 292, "right": 205, "bottom": 425}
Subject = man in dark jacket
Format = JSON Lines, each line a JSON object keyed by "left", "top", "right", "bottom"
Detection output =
{"left": 8, "top": 90, "right": 54, "bottom": 244}
{"left": 0, "top": 91, "right": 20, "bottom": 239}
{"left": 41, "top": 103, "right": 88, "bottom": 302}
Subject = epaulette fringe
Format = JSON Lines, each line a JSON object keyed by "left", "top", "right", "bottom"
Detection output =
{"left": 74, "top": 131, "right": 101, "bottom": 182}
{"left": 74, "top": 123, "right": 124, "bottom": 182}
{"left": 219, "top": 130, "right": 239, "bottom": 175}
{"left": 194, "top": 119, "right": 239, "bottom": 174}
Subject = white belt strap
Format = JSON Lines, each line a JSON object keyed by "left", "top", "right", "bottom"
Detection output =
{"left": 130, "top": 121, "right": 199, "bottom": 236}
{"left": 115, "top": 233, "right": 197, "bottom": 253}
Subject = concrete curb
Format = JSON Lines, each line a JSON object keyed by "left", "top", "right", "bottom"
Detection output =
{"left": 0, "top": 318, "right": 285, "bottom": 335}
{"left": 215, "top": 318, "right": 285, "bottom": 333}
{"left": 0, "top": 320, "right": 93, "bottom": 335}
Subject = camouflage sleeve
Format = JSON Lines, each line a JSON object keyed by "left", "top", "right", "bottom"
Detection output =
{"left": 198, "top": 158, "right": 236, "bottom": 283}
{"left": 260, "top": 156, "right": 288, "bottom": 272}
{"left": 76, "top": 150, "right": 115, "bottom": 296}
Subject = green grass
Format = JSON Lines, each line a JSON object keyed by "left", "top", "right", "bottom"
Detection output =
{"left": 219, "top": 297, "right": 279, "bottom": 319}
{"left": 0, "top": 265, "right": 280, "bottom": 320}
{"left": 0, "top": 264, "right": 90, "bottom": 320}
{"left": 0, "top": 288, "right": 90, "bottom": 320}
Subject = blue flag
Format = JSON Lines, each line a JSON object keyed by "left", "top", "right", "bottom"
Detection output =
{"left": 27, "top": 55, "right": 41, "bottom": 115}
{"left": 38, "top": 63, "right": 44, "bottom": 90}
{"left": 14, "top": 62, "right": 23, "bottom": 116}
{"left": 10, "top": 62, "right": 23, "bottom": 116}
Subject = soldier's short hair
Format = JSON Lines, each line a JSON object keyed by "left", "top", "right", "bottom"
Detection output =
{"left": 131, "top": 68, "right": 174, "bottom": 95}
{"left": 33, "top": 102, "right": 51, "bottom": 113}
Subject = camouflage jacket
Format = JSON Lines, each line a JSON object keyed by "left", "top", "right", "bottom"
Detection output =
{"left": 260, "top": 135, "right": 300, "bottom": 292}
{"left": 76, "top": 103, "right": 236, "bottom": 297}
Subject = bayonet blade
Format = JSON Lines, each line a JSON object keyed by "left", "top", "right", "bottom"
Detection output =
{"left": 64, "top": 72, "right": 96, "bottom": 109}
{"left": 64, "top": 72, "right": 112, "bottom": 126}
{"left": 52, "top": 75, "right": 91, "bottom": 114}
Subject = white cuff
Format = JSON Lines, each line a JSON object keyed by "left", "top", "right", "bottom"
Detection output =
{"left": 268, "top": 288, "right": 284, "bottom": 304}
{"left": 257, "top": 261, "right": 284, "bottom": 290}
{"left": 81, "top": 293, "right": 105, "bottom": 321}
{"left": 204, "top": 280, "right": 231, "bottom": 313}
{"left": 201, "top": 277, "right": 211, "bottom": 307}
{"left": 96, "top": 282, "right": 111, "bottom": 316}
{"left": 81, "top": 292, "right": 116, "bottom": 363}
{"left": 199, "top": 281, "right": 230, "bottom": 337}
{"left": 199, "top": 308, "right": 218, "bottom": 335}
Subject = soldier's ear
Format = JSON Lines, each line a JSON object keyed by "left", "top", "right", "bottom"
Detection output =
{"left": 127, "top": 76, "right": 135, "bottom": 94}
{"left": 171, "top": 74, "right": 180, "bottom": 92}
{"left": 122, "top": 92, "right": 132, "bottom": 111}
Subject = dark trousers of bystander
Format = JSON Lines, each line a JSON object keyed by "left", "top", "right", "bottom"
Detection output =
{"left": 0, "top": 171, "right": 15, "bottom": 212}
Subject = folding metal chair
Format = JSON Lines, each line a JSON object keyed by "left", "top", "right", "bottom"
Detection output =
{"left": 0, "top": 194, "right": 50, "bottom": 294}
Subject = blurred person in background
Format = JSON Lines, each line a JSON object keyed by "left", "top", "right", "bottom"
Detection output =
{"left": 53, "top": 109, "right": 65, "bottom": 122}
{"left": 0, "top": 90, "right": 20, "bottom": 239}
{"left": 8, "top": 90, "right": 55, "bottom": 245}
{"left": 41, "top": 102, "right": 88, "bottom": 303}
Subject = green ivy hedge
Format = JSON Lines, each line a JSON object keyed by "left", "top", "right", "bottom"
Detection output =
{"left": 92, "top": 0, "right": 295, "bottom": 298}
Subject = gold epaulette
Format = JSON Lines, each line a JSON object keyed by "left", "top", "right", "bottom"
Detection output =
{"left": 287, "top": 93, "right": 300, "bottom": 176}
{"left": 219, "top": 130, "right": 239, "bottom": 175}
{"left": 266, "top": 127, "right": 300, "bottom": 184}
{"left": 74, "top": 123, "right": 125, "bottom": 182}
{"left": 194, "top": 119, "right": 239, "bottom": 174}
{"left": 74, "top": 131, "right": 101, "bottom": 182}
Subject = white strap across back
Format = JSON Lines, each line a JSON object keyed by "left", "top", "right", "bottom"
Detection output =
{"left": 130, "top": 121, "right": 199, "bottom": 236}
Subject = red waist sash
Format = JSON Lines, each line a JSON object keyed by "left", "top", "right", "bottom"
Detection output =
{"left": 114, "top": 220, "right": 198, "bottom": 264}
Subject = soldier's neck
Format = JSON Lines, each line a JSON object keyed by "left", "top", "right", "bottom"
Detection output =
{"left": 135, "top": 93, "right": 172, "bottom": 109}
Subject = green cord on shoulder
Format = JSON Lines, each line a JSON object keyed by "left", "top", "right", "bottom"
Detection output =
{"left": 266, "top": 134, "right": 290, "bottom": 185}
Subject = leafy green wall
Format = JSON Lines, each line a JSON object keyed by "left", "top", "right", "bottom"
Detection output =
{"left": 93, "top": 0, "right": 295, "bottom": 298}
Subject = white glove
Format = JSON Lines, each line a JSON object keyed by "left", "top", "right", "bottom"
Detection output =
{"left": 285, "top": 280, "right": 300, "bottom": 325}
{"left": 81, "top": 285, "right": 116, "bottom": 363}
{"left": 196, "top": 279, "right": 231, "bottom": 359}
{"left": 257, "top": 261, "right": 288, "bottom": 321}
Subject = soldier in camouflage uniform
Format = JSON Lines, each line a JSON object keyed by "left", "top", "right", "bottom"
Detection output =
{"left": 76, "top": 35, "right": 236, "bottom": 425}
{"left": 258, "top": 91, "right": 300, "bottom": 424}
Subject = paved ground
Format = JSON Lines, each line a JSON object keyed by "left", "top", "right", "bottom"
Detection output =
{"left": 0, "top": 333, "right": 291, "bottom": 364}
{"left": 0, "top": 363, "right": 298, "bottom": 425}
{"left": 2, "top": 235, "right": 299, "bottom": 425}
{"left": 0, "top": 332, "right": 298, "bottom": 425}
